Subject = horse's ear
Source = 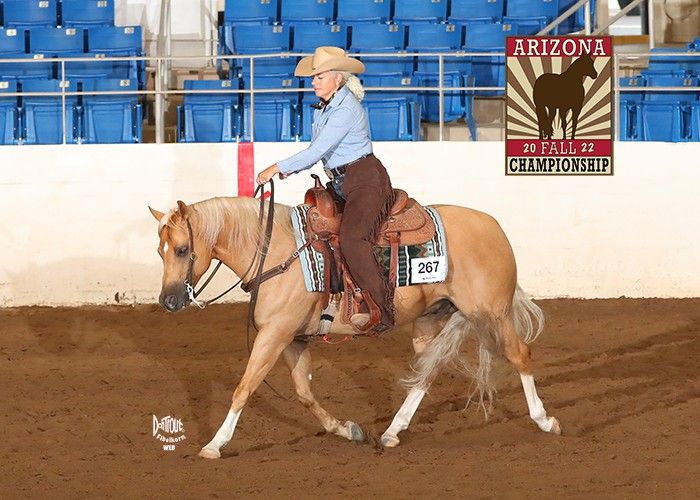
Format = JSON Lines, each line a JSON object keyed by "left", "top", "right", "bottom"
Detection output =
{"left": 176, "top": 200, "right": 190, "bottom": 220}
{"left": 149, "top": 206, "right": 164, "bottom": 222}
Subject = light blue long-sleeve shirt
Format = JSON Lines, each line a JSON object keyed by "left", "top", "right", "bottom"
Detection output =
{"left": 277, "top": 85, "right": 372, "bottom": 175}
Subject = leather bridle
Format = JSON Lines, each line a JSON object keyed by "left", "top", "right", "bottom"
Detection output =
{"left": 181, "top": 183, "right": 269, "bottom": 309}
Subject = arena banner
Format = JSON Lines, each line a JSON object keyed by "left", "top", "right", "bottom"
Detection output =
{"left": 505, "top": 36, "right": 614, "bottom": 176}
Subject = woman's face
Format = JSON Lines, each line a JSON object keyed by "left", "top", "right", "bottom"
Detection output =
{"left": 312, "top": 71, "right": 342, "bottom": 101}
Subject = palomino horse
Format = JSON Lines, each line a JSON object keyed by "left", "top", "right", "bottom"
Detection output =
{"left": 533, "top": 53, "right": 598, "bottom": 140}
{"left": 149, "top": 196, "right": 561, "bottom": 459}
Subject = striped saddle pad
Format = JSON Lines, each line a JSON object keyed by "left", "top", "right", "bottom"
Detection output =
{"left": 290, "top": 204, "right": 449, "bottom": 293}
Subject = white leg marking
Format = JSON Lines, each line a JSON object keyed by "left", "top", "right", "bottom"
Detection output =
{"left": 199, "top": 408, "right": 242, "bottom": 458}
{"left": 520, "top": 374, "right": 557, "bottom": 433}
{"left": 381, "top": 388, "right": 426, "bottom": 447}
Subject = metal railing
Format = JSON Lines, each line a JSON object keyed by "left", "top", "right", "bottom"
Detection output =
{"left": 0, "top": 48, "right": 698, "bottom": 144}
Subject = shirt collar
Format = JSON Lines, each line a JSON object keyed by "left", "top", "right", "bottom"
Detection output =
{"left": 312, "top": 85, "right": 350, "bottom": 111}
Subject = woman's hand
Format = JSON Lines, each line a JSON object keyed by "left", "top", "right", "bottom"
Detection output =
{"left": 256, "top": 164, "right": 280, "bottom": 185}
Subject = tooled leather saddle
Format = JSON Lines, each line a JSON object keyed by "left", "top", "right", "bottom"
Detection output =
{"left": 303, "top": 175, "right": 435, "bottom": 333}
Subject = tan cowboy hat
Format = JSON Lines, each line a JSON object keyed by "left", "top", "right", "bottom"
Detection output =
{"left": 294, "top": 46, "right": 365, "bottom": 77}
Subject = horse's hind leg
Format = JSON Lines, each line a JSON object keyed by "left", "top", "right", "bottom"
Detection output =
{"left": 535, "top": 103, "right": 549, "bottom": 139}
{"left": 571, "top": 109, "right": 580, "bottom": 139}
{"left": 282, "top": 339, "right": 364, "bottom": 442}
{"left": 381, "top": 306, "right": 452, "bottom": 448}
{"left": 499, "top": 316, "right": 561, "bottom": 434}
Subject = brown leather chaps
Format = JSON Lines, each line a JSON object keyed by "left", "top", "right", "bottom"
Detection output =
{"left": 338, "top": 154, "right": 396, "bottom": 328}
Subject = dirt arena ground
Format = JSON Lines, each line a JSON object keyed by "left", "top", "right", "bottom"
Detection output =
{"left": 1, "top": 298, "right": 698, "bottom": 498}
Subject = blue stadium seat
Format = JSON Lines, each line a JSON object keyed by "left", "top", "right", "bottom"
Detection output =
{"left": 640, "top": 75, "right": 698, "bottom": 142}
{"left": 394, "top": 0, "right": 448, "bottom": 24}
{"left": 218, "top": 3, "right": 281, "bottom": 71}
{"left": 337, "top": 0, "right": 391, "bottom": 24}
{"left": 646, "top": 47, "right": 696, "bottom": 76}
{"left": 349, "top": 23, "right": 412, "bottom": 75}
{"left": 292, "top": 23, "right": 348, "bottom": 52}
{"left": 3, "top": 0, "right": 58, "bottom": 27}
{"left": 464, "top": 22, "right": 510, "bottom": 95}
{"left": 241, "top": 74, "right": 301, "bottom": 99}
{"left": 81, "top": 78, "right": 141, "bottom": 143}
{"left": 407, "top": 23, "right": 462, "bottom": 74}
{"left": 61, "top": 52, "right": 113, "bottom": 80}
{"left": 281, "top": 0, "right": 334, "bottom": 25}
{"left": 230, "top": 25, "right": 294, "bottom": 77}
{"left": 504, "top": 0, "right": 558, "bottom": 35}
{"left": 0, "top": 27, "right": 26, "bottom": 55}
{"left": 241, "top": 75, "right": 300, "bottom": 141}
{"left": 413, "top": 72, "right": 463, "bottom": 122}
{"left": 221, "top": 23, "right": 291, "bottom": 64}
{"left": 61, "top": 0, "right": 115, "bottom": 27}
{"left": 87, "top": 25, "right": 141, "bottom": 53}
{"left": 558, "top": 0, "right": 597, "bottom": 34}
{"left": 20, "top": 78, "right": 79, "bottom": 144}
{"left": 618, "top": 76, "right": 645, "bottom": 141}
{"left": 178, "top": 80, "right": 239, "bottom": 142}
{"left": 0, "top": 54, "right": 53, "bottom": 80}
{"left": 87, "top": 26, "right": 143, "bottom": 86}
{"left": 224, "top": 0, "right": 278, "bottom": 25}
{"left": 449, "top": 0, "right": 504, "bottom": 25}
{"left": 362, "top": 74, "right": 421, "bottom": 140}
{"left": 407, "top": 23, "right": 468, "bottom": 124}
{"left": 241, "top": 99, "right": 298, "bottom": 141}
{"left": 689, "top": 100, "right": 700, "bottom": 141}
{"left": 689, "top": 38, "right": 700, "bottom": 50}
{"left": 29, "top": 27, "right": 84, "bottom": 55}
{"left": 0, "top": 80, "right": 19, "bottom": 144}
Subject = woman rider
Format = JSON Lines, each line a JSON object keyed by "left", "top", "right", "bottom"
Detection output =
{"left": 256, "top": 46, "right": 395, "bottom": 333}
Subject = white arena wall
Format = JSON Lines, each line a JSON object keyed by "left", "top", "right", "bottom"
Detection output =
{"left": 1, "top": 142, "right": 698, "bottom": 307}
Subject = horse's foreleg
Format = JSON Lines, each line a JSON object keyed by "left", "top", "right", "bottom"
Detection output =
{"left": 199, "top": 329, "right": 290, "bottom": 459}
{"left": 546, "top": 108, "right": 556, "bottom": 139}
{"left": 499, "top": 317, "right": 561, "bottom": 435}
{"left": 571, "top": 110, "right": 580, "bottom": 139}
{"left": 381, "top": 313, "right": 446, "bottom": 448}
{"left": 282, "top": 339, "right": 364, "bottom": 442}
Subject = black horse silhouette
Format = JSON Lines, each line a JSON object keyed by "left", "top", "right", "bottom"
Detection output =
{"left": 533, "top": 54, "right": 598, "bottom": 140}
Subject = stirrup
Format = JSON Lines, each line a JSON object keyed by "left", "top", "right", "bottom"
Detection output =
{"left": 350, "top": 313, "right": 371, "bottom": 329}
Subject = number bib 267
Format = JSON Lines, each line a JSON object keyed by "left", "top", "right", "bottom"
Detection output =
{"left": 411, "top": 256, "right": 447, "bottom": 284}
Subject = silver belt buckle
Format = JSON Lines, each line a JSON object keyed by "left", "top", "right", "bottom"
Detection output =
{"left": 323, "top": 167, "right": 334, "bottom": 180}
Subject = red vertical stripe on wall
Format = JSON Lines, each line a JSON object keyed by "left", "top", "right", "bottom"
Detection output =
{"left": 237, "top": 142, "right": 255, "bottom": 197}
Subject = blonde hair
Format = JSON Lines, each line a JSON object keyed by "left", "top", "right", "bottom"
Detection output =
{"left": 336, "top": 71, "right": 365, "bottom": 102}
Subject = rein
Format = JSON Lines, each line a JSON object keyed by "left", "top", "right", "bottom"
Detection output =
{"left": 182, "top": 183, "right": 270, "bottom": 309}
{"left": 183, "top": 181, "right": 312, "bottom": 309}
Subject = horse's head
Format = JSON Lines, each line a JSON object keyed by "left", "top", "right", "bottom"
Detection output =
{"left": 578, "top": 53, "right": 598, "bottom": 79}
{"left": 149, "top": 200, "right": 214, "bottom": 312}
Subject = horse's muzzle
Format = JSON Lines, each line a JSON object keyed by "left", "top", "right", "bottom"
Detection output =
{"left": 159, "top": 287, "right": 188, "bottom": 312}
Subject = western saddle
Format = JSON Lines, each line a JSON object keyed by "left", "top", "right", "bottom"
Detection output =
{"left": 303, "top": 175, "right": 435, "bottom": 333}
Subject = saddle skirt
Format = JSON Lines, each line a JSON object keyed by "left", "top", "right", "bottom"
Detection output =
{"left": 289, "top": 183, "right": 449, "bottom": 293}
{"left": 304, "top": 186, "right": 436, "bottom": 248}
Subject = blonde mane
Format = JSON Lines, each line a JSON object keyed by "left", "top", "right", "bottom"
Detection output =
{"left": 165, "top": 197, "right": 294, "bottom": 254}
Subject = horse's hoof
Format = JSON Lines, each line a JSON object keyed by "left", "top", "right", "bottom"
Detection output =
{"left": 548, "top": 417, "right": 562, "bottom": 436}
{"left": 199, "top": 447, "right": 221, "bottom": 459}
{"left": 380, "top": 433, "right": 400, "bottom": 448}
{"left": 345, "top": 421, "right": 365, "bottom": 442}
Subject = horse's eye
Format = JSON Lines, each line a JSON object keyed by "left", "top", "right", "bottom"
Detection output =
{"left": 175, "top": 246, "right": 189, "bottom": 257}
